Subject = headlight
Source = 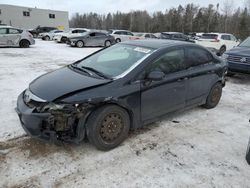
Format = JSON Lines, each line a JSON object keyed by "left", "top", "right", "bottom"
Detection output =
{"left": 221, "top": 53, "right": 229, "bottom": 60}
{"left": 41, "top": 103, "right": 66, "bottom": 112}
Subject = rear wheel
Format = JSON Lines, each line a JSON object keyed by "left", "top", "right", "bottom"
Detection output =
{"left": 76, "top": 41, "right": 84, "bottom": 48}
{"left": 104, "top": 40, "right": 111, "bottom": 47}
{"left": 115, "top": 38, "right": 121, "bottom": 43}
{"left": 86, "top": 105, "right": 130, "bottom": 151}
{"left": 203, "top": 83, "right": 222, "bottom": 109}
{"left": 19, "top": 40, "right": 30, "bottom": 48}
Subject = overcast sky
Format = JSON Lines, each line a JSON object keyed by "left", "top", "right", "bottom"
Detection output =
{"left": 0, "top": 0, "right": 245, "bottom": 16}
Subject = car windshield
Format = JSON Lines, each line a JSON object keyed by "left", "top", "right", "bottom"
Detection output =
{"left": 75, "top": 44, "right": 153, "bottom": 78}
{"left": 239, "top": 37, "right": 250, "bottom": 48}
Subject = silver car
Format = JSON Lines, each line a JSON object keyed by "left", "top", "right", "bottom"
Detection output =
{"left": 0, "top": 26, "right": 35, "bottom": 48}
{"left": 67, "top": 31, "right": 116, "bottom": 47}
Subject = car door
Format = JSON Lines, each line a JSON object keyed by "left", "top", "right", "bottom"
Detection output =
{"left": 6, "top": 28, "right": 22, "bottom": 46}
{"left": 0, "top": 28, "right": 8, "bottom": 46}
{"left": 185, "top": 46, "right": 218, "bottom": 107}
{"left": 140, "top": 48, "right": 188, "bottom": 122}
{"left": 94, "top": 32, "right": 107, "bottom": 46}
{"left": 85, "top": 32, "right": 97, "bottom": 46}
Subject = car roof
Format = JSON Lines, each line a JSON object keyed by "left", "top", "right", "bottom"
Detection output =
{"left": 122, "top": 39, "right": 197, "bottom": 49}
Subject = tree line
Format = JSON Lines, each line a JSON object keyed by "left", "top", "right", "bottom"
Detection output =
{"left": 69, "top": 2, "right": 250, "bottom": 39}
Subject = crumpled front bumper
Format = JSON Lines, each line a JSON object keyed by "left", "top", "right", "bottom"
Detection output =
{"left": 15, "top": 93, "right": 58, "bottom": 142}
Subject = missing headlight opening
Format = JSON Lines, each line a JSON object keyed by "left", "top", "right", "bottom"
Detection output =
{"left": 38, "top": 103, "right": 92, "bottom": 142}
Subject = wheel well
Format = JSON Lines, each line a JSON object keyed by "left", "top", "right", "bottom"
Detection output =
{"left": 85, "top": 103, "right": 133, "bottom": 130}
{"left": 19, "top": 39, "right": 30, "bottom": 45}
{"left": 220, "top": 45, "right": 226, "bottom": 50}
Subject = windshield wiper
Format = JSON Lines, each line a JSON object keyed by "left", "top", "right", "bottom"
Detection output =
{"left": 81, "top": 66, "right": 111, "bottom": 79}
{"left": 70, "top": 64, "right": 93, "bottom": 76}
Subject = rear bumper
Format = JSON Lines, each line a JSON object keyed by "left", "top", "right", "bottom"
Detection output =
{"left": 228, "top": 61, "right": 250, "bottom": 74}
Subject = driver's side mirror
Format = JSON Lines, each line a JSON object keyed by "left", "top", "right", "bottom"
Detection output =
{"left": 147, "top": 70, "right": 165, "bottom": 81}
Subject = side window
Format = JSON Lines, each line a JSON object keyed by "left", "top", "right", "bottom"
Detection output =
{"left": 78, "top": 30, "right": 86, "bottom": 33}
{"left": 186, "top": 47, "right": 213, "bottom": 67}
{"left": 89, "top": 32, "right": 96, "bottom": 37}
{"left": 114, "top": 31, "right": 121, "bottom": 35}
{"left": 148, "top": 49, "right": 185, "bottom": 74}
{"left": 230, "top": 35, "right": 237, "bottom": 41}
{"left": 145, "top": 34, "right": 150, "bottom": 38}
{"left": 72, "top": 30, "right": 78, "bottom": 34}
{"left": 0, "top": 28, "right": 7, "bottom": 34}
{"left": 8, "top": 29, "right": 21, "bottom": 34}
{"left": 221, "top": 35, "right": 231, "bottom": 40}
{"left": 127, "top": 32, "right": 134, "bottom": 36}
{"left": 95, "top": 32, "right": 106, "bottom": 37}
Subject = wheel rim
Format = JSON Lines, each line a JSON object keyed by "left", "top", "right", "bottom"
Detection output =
{"left": 99, "top": 113, "right": 124, "bottom": 142}
{"left": 77, "top": 41, "right": 83, "bottom": 47}
{"left": 211, "top": 87, "right": 221, "bottom": 103}
{"left": 45, "top": 36, "right": 49, "bottom": 40}
{"left": 105, "top": 41, "right": 111, "bottom": 47}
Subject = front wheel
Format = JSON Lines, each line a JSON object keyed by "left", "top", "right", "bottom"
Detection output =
{"left": 76, "top": 41, "right": 84, "bottom": 48}
{"left": 86, "top": 105, "right": 130, "bottom": 151}
{"left": 44, "top": 36, "right": 50, "bottom": 41}
{"left": 104, "top": 40, "right": 111, "bottom": 47}
{"left": 203, "top": 83, "right": 222, "bottom": 109}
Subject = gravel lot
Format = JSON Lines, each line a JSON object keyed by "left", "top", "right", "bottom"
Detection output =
{"left": 0, "top": 40, "right": 250, "bottom": 188}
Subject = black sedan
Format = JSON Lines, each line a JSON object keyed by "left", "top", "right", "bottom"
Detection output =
{"left": 16, "top": 40, "right": 227, "bottom": 150}
{"left": 67, "top": 31, "right": 115, "bottom": 48}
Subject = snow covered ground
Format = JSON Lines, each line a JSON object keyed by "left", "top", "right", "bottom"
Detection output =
{"left": 0, "top": 40, "right": 250, "bottom": 188}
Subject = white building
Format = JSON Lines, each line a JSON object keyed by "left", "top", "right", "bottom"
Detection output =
{"left": 0, "top": 4, "right": 69, "bottom": 30}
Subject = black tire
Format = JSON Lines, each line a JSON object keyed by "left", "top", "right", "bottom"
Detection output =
{"left": 104, "top": 40, "right": 111, "bottom": 47}
{"left": 19, "top": 40, "right": 30, "bottom": 48}
{"left": 61, "top": 37, "right": 67, "bottom": 43}
{"left": 115, "top": 38, "right": 121, "bottom": 43}
{"left": 219, "top": 46, "right": 226, "bottom": 56}
{"left": 86, "top": 105, "right": 130, "bottom": 151}
{"left": 44, "top": 36, "right": 50, "bottom": 41}
{"left": 203, "top": 82, "right": 222, "bottom": 109}
{"left": 76, "top": 40, "right": 84, "bottom": 48}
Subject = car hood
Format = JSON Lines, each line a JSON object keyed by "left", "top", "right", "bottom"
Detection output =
{"left": 29, "top": 67, "right": 111, "bottom": 102}
{"left": 226, "top": 46, "right": 250, "bottom": 57}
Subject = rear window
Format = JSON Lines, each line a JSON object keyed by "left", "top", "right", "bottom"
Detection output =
{"left": 201, "top": 34, "right": 218, "bottom": 39}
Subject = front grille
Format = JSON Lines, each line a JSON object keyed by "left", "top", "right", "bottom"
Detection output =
{"left": 227, "top": 55, "right": 250, "bottom": 64}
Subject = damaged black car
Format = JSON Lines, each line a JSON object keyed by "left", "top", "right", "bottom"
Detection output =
{"left": 16, "top": 40, "right": 227, "bottom": 150}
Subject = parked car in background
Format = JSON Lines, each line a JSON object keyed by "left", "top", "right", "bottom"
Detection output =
{"left": 247, "top": 137, "right": 250, "bottom": 165}
{"left": 109, "top": 30, "right": 139, "bottom": 43}
{"left": 156, "top": 32, "right": 195, "bottom": 43}
{"left": 0, "top": 25, "right": 35, "bottom": 48}
{"left": 222, "top": 36, "right": 250, "bottom": 75}
{"left": 29, "top": 26, "right": 57, "bottom": 38}
{"left": 134, "top": 33, "right": 158, "bottom": 39}
{"left": 16, "top": 40, "right": 227, "bottom": 150}
{"left": 195, "top": 33, "right": 239, "bottom": 55}
{"left": 54, "top": 28, "right": 89, "bottom": 43}
{"left": 67, "top": 31, "right": 115, "bottom": 47}
{"left": 39, "top": 30, "right": 63, "bottom": 41}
